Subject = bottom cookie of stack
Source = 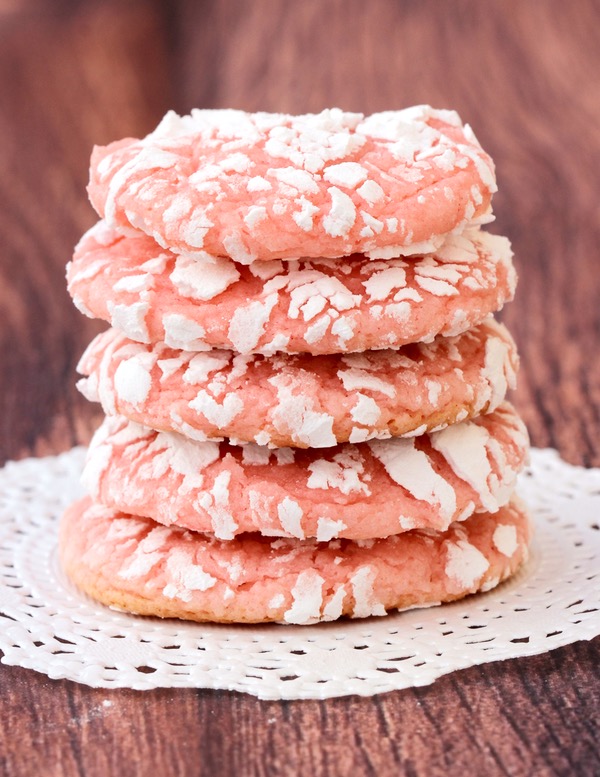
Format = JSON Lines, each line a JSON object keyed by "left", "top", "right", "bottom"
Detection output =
{"left": 60, "top": 497, "right": 531, "bottom": 625}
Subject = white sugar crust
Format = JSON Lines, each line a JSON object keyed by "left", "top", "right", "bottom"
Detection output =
{"left": 60, "top": 497, "right": 532, "bottom": 624}
{"left": 76, "top": 319, "right": 518, "bottom": 448}
{"left": 88, "top": 106, "right": 496, "bottom": 263}
{"left": 68, "top": 223, "right": 515, "bottom": 356}
{"left": 83, "top": 403, "right": 528, "bottom": 541}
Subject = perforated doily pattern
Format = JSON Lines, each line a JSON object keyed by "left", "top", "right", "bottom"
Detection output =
{"left": 0, "top": 447, "right": 598, "bottom": 699}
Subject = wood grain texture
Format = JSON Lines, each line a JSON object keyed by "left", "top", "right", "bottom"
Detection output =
{"left": 0, "top": 1, "right": 598, "bottom": 775}
{"left": 0, "top": 0, "right": 172, "bottom": 465}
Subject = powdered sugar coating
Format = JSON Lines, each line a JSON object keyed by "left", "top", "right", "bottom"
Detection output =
{"left": 87, "top": 107, "right": 496, "bottom": 263}
{"left": 77, "top": 320, "right": 518, "bottom": 447}
{"left": 59, "top": 497, "right": 531, "bottom": 623}
{"left": 82, "top": 403, "right": 528, "bottom": 540}
{"left": 68, "top": 223, "right": 515, "bottom": 355}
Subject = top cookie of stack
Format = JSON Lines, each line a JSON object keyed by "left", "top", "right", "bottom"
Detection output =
{"left": 89, "top": 106, "right": 497, "bottom": 263}
{"left": 61, "top": 107, "right": 530, "bottom": 625}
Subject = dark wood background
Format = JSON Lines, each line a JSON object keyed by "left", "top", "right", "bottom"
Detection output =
{"left": 1, "top": 1, "right": 598, "bottom": 775}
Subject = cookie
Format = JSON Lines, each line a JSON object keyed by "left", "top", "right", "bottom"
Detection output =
{"left": 77, "top": 319, "right": 518, "bottom": 448}
{"left": 83, "top": 403, "right": 528, "bottom": 540}
{"left": 60, "top": 497, "right": 531, "bottom": 624}
{"left": 68, "top": 221, "right": 516, "bottom": 355}
{"left": 87, "top": 106, "right": 496, "bottom": 264}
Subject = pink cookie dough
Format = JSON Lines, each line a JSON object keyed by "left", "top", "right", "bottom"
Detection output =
{"left": 60, "top": 497, "right": 532, "bottom": 624}
{"left": 87, "top": 106, "right": 496, "bottom": 264}
{"left": 83, "top": 403, "right": 529, "bottom": 540}
{"left": 68, "top": 221, "right": 516, "bottom": 355}
{"left": 77, "top": 319, "right": 518, "bottom": 448}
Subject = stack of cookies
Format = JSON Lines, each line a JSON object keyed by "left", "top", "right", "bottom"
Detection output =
{"left": 61, "top": 107, "right": 532, "bottom": 624}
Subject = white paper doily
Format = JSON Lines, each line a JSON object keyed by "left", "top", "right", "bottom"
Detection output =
{"left": 0, "top": 447, "right": 598, "bottom": 699}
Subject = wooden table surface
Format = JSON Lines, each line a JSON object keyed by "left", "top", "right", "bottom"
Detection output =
{"left": 1, "top": 1, "right": 599, "bottom": 775}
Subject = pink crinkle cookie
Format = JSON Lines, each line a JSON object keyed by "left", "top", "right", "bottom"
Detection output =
{"left": 68, "top": 221, "right": 515, "bottom": 355}
{"left": 83, "top": 403, "right": 528, "bottom": 540}
{"left": 60, "top": 497, "right": 532, "bottom": 624}
{"left": 87, "top": 106, "right": 496, "bottom": 264}
{"left": 77, "top": 319, "right": 518, "bottom": 448}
